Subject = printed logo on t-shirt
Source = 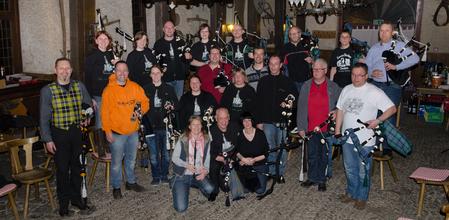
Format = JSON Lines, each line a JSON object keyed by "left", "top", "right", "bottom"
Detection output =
{"left": 193, "top": 98, "right": 201, "bottom": 115}
{"left": 103, "top": 56, "right": 114, "bottom": 75}
{"left": 154, "top": 89, "right": 161, "bottom": 108}
{"left": 201, "top": 45, "right": 209, "bottom": 62}
{"left": 232, "top": 90, "right": 243, "bottom": 108}
{"left": 144, "top": 54, "right": 153, "bottom": 74}
{"left": 169, "top": 43, "right": 175, "bottom": 59}
{"left": 336, "top": 53, "right": 352, "bottom": 72}
{"left": 234, "top": 45, "right": 244, "bottom": 61}
{"left": 342, "top": 97, "right": 364, "bottom": 115}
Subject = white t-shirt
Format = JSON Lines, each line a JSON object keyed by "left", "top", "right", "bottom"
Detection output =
{"left": 336, "top": 82, "right": 394, "bottom": 146}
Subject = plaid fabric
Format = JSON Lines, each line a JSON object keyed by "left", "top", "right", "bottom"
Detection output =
{"left": 380, "top": 120, "right": 413, "bottom": 157}
{"left": 49, "top": 81, "right": 83, "bottom": 130}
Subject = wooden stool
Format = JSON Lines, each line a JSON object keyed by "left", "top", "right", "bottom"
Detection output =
{"left": 442, "top": 203, "right": 449, "bottom": 220}
{"left": 372, "top": 152, "right": 398, "bottom": 190}
{"left": 409, "top": 167, "right": 449, "bottom": 216}
{"left": 0, "top": 183, "right": 20, "bottom": 220}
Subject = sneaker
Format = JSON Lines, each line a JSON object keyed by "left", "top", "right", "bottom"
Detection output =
{"left": 125, "top": 182, "right": 146, "bottom": 192}
{"left": 150, "top": 178, "right": 160, "bottom": 185}
{"left": 277, "top": 176, "right": 286, "bottom": 184}
{"left": 338, "top": 194, "right": 355, "bottom": 203}
{"left": 317, "top": 183, "right": 326, "bottom": 192}
{"left": 208, "top": 193, "right": 217, "bottom": 202}
{"left": 354, "top": 200, "right": 367, "bottom": 210}
{"left": 113, "top": 188, "right": 122, "bottom": 199}
{"left": 300, "top": 180, "right": 315, "bottom": 188}
{"left": 290, "top": 127, "right": 298, "bottom": 134}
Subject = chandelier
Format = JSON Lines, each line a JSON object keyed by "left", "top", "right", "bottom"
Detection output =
{"left": 288, "top": 0, "right": 369, "bottom": 23}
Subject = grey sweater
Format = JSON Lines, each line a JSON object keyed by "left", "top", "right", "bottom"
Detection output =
{"left": 296, "top": 78, "right": 342, "bottom": 132}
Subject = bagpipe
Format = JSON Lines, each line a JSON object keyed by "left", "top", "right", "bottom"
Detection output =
{"left": 219, "top": 135, "right": 237, "bottom": 207}
{"left": 282, "top": 30, "right": 320, "bottom": 68}
{"left": 297, "top": 113, "right": 336, "bottom": 181}
{"left": 163, "top": 101, "right": 180, "bottom": 152}
{"left": 153, "top": 30, "right": 195, "bottom": 72}
{"left": 343, "top": 23, "right": 370, "bottom": 65}
{"left": 202, "top": 106, "right": 214, "bottom": 141}
{"left": 80, "top": 103, "right": 94, "bottom": 207}
{"left": 249, "top": 94, "right": 298, "bottom": 200}
{"left": 213, "top": 65, "right": 231, "bottom": 88}
{"left": 94, "top": 9, "right": 128, "bottom": 60}
{"left": 382, "top": 18, "right": 431, "bottom": 86}
{"left": 132, "top": 102, "right": 148, "bottom": 151}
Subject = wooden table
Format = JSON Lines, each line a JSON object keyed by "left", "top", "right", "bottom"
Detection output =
{"left": 416, "top": 87, "right": 449, "bottom": 131}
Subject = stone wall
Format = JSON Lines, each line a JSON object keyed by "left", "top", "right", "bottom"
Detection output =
{"left": 19, "top": 0, "right": 70, "bottom": 74}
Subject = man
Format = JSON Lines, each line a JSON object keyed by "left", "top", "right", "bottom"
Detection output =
{"left": 245, "top": 47, "right": 269, "bottom": 91}
{"left": 101, "top": 61, "right": 150, "bottom": 199}
{"left": 335, "top": 63, "right": 396, "bottom": 210}
{"left": 280, "top": 26, "right": 313, "bottom": 92}
{"left": 153, "top": 20, "right": 192, "bottom": 99}
{"left": 330, "top": 30, "right": 356, "bottom": 88}
{"left": 297, "top": 59, "right": 341, "bottom": 192}
{"left": 198, "top": 47, "right": 233, "bottom": 103}
{"left": 255, "top": 55, "right": 298, "bottom": 183}
{"left": 226, "top": 24, "right": 253, "bottom": 70}
{"left": 40, "top": 58, "right": 94, "bottom": 216}
{"left": 209, "top": 108, "right": 243, "bottom": 201}
{"left": 365, "top": 21, "right": 419, "bottom": 125}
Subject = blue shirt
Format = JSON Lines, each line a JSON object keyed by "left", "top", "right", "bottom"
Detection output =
{"left": 365, "top": 40, "right": 419, "bottom": 82}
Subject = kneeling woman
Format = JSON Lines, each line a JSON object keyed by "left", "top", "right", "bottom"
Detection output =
{"left": 235, "top": 112, "right": 269, "bottom": 196}
{"left": 171, "top": 116, "right": 214, "bottom": 212}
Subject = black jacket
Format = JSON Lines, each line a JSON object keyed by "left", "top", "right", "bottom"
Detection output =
{"left": 126, "top": 48, "right": 158, "bottom": 87}
{"left": 177, "top": 91, "right": 217, "bottom": 130}
{"left": 153, "top": 37, "right": 189, "bottom": 82}
{"left": 84, "top": 49, "right": 115, "bottom": 96}
{"left": 280, "top": 42, "right": 311, "bottom": 83}
{"left": 255, "top": 74, "right": 298, "bottom": 124}
{"left": 142, "top": 82, "right": 178, "bottom": 130}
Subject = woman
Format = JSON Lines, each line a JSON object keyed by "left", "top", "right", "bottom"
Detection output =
{"left": 330, "top": 30, "right": 357, "bottom": 88}
{"left": 171, "top": 116, "right": 214, "bottom": 213}
{"left": 84, "top": 30, "right": 118, "bottom": 155}
{"left": 190, "top": 23, "right": 215, "bottom": 69}
{"left": 220, "top": 68, "right": 256, "bottom": 123}
{"left": 177, "top": 75, "right": 216, "bottom": 131}
{"left": 126, "top": 31, "right": 158, "bottom": 87}
{"left": 143, "top": 65, "right": 178, "bottom": 185}
{"left": 235, "top": 112, "right": 269, "bottom": 196}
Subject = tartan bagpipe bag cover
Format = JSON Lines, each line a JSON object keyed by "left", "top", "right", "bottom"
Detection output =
{"left": 380, "top": 120, "right": 413, "bottom": 156}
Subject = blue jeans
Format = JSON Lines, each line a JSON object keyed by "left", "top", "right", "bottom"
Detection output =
{"left": 307, "top": 135, "right": 327, "bottom": 183}
{"left": 253, "top": 164, "right": 268, "bottom": 195}
{"left": 93, "top": 96, "right": 103, "bottom": 129}
{"left": 109, "top": 132, "right": 139, "bottom": 189}
{"left": 370, "top": 81, "right": 402, "bottom": 125}
{"left": 263, "top": 123, "right": 287, "bottom": 176}
{"left": 342, "top": 142, "right": 374, "bottom": 201}
{"left": 146, "top": 130, "right": 169, "bottom": 180}
{"left": 167, "top": 80, "right": 184, "bottom": 99}
{"left": 171, "top": 175, "right": 214, "bottom": 212}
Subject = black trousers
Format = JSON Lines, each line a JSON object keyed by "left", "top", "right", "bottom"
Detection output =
{"left": 51, "top": 124, "right": 83, "bottom": 208}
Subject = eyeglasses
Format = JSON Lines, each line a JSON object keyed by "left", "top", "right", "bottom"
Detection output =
{"left": 312, "top": 68, "right": 326, "bottom": 71}
{"left": 351, "top": 74, "right": 367, "bottom": 78}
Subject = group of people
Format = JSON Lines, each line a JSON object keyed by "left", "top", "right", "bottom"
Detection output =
{"left": 39, "top": 19, "right": 419, "bottom": 216}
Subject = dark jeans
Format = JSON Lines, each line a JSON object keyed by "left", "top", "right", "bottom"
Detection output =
{"left": 147, "top": 130, "right": 169, "bottom": 180}
{"left": 306, "top": 134, "right": 327, "bottom": 183}
{"left": 370, "top": 81, "right": 402, "bottom": 125}
{"left": 51, "top": 125, "right": 83, "bottom": 208}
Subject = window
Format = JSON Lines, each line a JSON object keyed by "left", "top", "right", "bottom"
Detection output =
{"left": 0, "top": 0, "right": 21, "bottom": 76}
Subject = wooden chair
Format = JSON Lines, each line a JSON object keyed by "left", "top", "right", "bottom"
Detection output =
{"left": 7, "top": 136, "right": 56, "bottom": 217}
{"left": 409, "top": 167, "right": 449, "bottom": 216}
{"left": 88, "top": 130, "right": 113, "bottom": 192}
{"left": 0, "top": 183, "right": 20, "bottom": 220}
{"left": 442, "top": 203, "right": 449, "bottom": 220}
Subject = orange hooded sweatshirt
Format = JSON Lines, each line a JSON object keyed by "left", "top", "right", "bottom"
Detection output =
{"left": 101, "top": 74, "right": 149, "bottom": 135}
